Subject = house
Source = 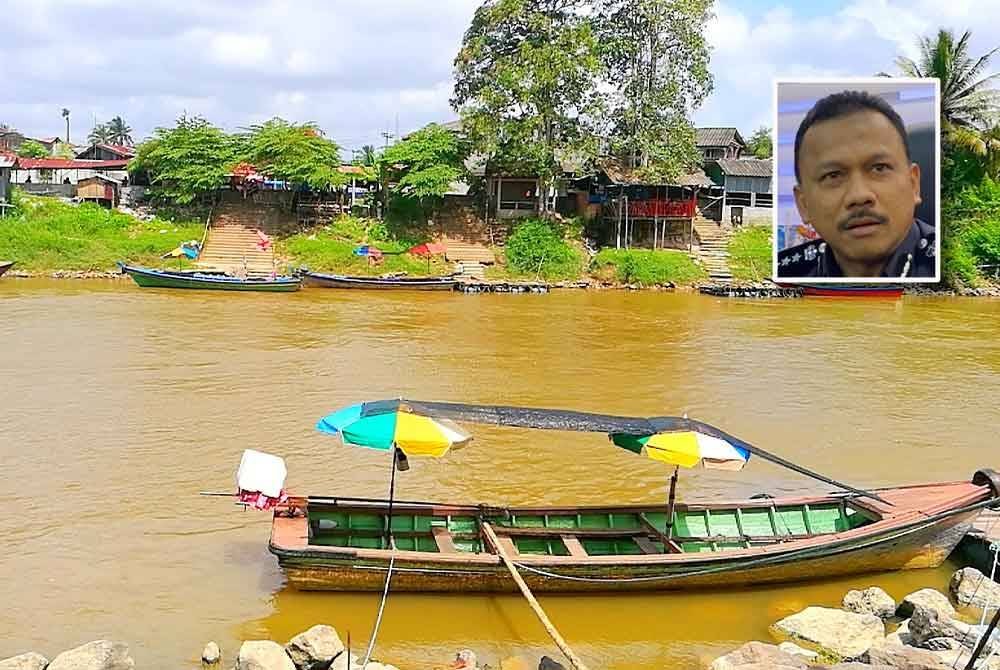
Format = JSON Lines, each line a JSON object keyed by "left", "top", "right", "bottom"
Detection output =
{"left": 0, "top": 152, "right": 14, "bottom": 208}
{"left": 704, "top": 158, "right": 773, "bottom": 226}
{"left": 76, "top": 144, "right": 136, "bottom": 161}
{"left": 12, "top": 157, "right": 131, "bottom": 194}
{"left": 77, "top": 174, "right": 120, "bottom": 207}
{"left": 0, "top": 130, "right": 25, "bottom": 152}
{"left": 696, "top": 127, "right": 746, "bottom": 160}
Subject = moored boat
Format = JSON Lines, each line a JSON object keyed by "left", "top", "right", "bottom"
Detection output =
{"left": 119, "top": 263, "right": 300, "bottom": 292}
{"left": 269, "top": 471, "right": 999, "bottom": 592}
{"left": 777, "top": 283, "right": 904, "bottom": 298}
{"left": 0, "top": 261, "right": 14, "bottom": 277}
{"left": 301, "top": 270, "right": 458, "bottom": 291}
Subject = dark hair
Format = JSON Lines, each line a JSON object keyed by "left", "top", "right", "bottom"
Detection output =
{"left": 793, "top": 89, "right": 911, "bottom": 182}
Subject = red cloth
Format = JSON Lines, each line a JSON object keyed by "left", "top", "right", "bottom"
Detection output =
{"left": 256, "top": 230, "right": 272, "bottom": 251}
{"left": 237, "top": 488, "right": 288, "bottom": 510}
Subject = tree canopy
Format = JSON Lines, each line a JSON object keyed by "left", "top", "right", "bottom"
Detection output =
{"left": 747, "top": 126, "right": 772, "bottom": 159}
{"left": 382, "top": 123, "right": 467, "bottom": 202}
{"left": 241, "top": 118, "right": 347, "bottom": 190}
{"left": 17, "top": 140, "right": 49, "bottom": 158}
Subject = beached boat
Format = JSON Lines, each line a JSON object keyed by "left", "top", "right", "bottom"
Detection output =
{"left": 0, "top": 261, "right": 14, "bottom": 277}
{"left": 269, "top": 472, "right": 998, "bottom": 592}
{"left": 301, "top": 270, "right": 458, "bottom": 291}
{"left": 119, "top": 263, "right": 300, "bottom": 292}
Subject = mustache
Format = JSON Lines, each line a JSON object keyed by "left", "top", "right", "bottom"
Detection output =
{"left": 837, "top": 209, "right": 888, "bottom": 231}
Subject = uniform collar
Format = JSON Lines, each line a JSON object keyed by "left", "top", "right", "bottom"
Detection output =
{"left": 820, "top": 219, "right": 925, "bottom": 278}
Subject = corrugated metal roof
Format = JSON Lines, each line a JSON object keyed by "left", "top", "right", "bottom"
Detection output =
{"left": 0, "top": 151, "right": 15, "bottom": 168}
{"left": 599, "top": 158, "right": 715, "bottom": 187}
{"left": 15, "top": 158, "right": 130, "bottom": 170}
{"left": 696, "top": 127, "right": 745, "bottom": 148}
{"left": 715, "top": 158, "right": 772, "bottom": 178}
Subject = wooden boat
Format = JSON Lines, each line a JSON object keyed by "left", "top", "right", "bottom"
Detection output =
{"left": 269, "top": 469, "right": 1000, "bottom": 592}
{"left": 301, "top": 270, "right": 458, "bottom": 291}
{"left": 119, "top": 263, "right": 300, "bottom": 292}
{"left": 0, "top": 261, "right": 13, "bottom": 277}
{"left": 778, "top": 283, "right": 904, "bottom": 298}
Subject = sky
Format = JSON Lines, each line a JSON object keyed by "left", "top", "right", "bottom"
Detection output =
{"left": 2, "top": 0, "right": 999, "bottom": 155}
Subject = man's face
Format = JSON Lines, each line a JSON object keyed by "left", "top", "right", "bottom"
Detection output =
{"left": 794, "top": 109, "right": 921, "bottom": 273}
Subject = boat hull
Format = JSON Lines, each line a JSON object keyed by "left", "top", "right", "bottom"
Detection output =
{"left": 0, "top": 261, "right": 14, "bottom": 277}
{"left": 776, "top": 283, "right": 903, "bottom": 298}
{"left": 302, "top": 271, "right": 457, "bottom": 291}
{"left": 120, "top": 264, "right": 300, "bottom": 292}
{"left": 269, "top": 477, "right": 997, "bottom": 593}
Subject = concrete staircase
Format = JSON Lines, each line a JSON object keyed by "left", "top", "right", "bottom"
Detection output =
{"left": 444, "top": 238, "right": 495, "bottom": 265}
{"left": 197, "top": 202, "right": 277, "bottom": 275}
{"left": 434, "top": 200, "right": 502, "bottom": 266}
{"left": 692, "top": 217, "right": 733, "bottom": 282}
{"left": 453, "top": 260, "right": 487, "bottom": 281}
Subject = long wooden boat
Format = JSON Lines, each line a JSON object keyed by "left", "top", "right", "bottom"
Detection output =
{"left": 119, "top": 263, "right": 300, "bottom": 292}
{"left": 269, "top": 469, "right": 1000, "bottom": 593}
{"left": 301, "top": 270, "right": 458, "bottom": 291}
{"left": 0, "top": 261, "right": 14, "bottom": 277}
{"left": 778, "top": 283, "right": 904, "bottom": 298}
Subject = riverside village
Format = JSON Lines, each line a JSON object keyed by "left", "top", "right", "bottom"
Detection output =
{"left": 2, "top": 2, "right": 1000, "bottom": 670}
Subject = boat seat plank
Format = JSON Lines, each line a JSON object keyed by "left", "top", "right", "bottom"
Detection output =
{"left": 638, "top": 513, "right": 684, "bottom": 554}
{"left": 497, "top": 535, "right": 520, "bottom": 557}
{"left": 431, "top": 526, "right": 460, "bottom": 554}
{"left": 633, "top": 536, "right": 662, "bottom": 555}
{"left": 560, "top": 534, "right": 589, "bottom": 557}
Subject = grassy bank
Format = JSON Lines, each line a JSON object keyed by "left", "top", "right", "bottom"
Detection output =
{"left": 727, "top": 226, "right": 773, "bottom": 282}
{"left": 0, "top": 191, "right": 204, "bottom": 271}
{"left": 591, "top": 248, "right": 707, "bottom": 285}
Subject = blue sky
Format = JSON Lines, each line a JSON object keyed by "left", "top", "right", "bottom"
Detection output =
{"left": 2, "top": 0, "right": 998, "bottom": 154}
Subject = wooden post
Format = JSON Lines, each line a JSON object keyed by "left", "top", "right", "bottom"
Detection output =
{"left": 482, "top": 522, "right": 590, "bottom": 670}
{"left": 666, "top": 466, "right": 680, "bottom": 539}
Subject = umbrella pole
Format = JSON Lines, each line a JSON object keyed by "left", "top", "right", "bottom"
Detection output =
{"left": 666, "top": 466, "right": 679, "bottom": 539}
{"left": 385, "top": 447, "right": 398, "bottom": 550}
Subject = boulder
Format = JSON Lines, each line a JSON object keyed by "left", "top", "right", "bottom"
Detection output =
{"left": 0, "top": 653, "right": 49, "bottom": 670}
{"left": 770, "top": 607, "right": 885, "bottom": 660}
{"left": 709, "top": 641, "right": 808, "bottom": 670}
{"left": 47, "top": 642, "right": 134, "bottom": 670}
{"left": 897, "top": 589, "right": 955, "bottom": 620}
{"left": 236, "top": 641, "right": 296, "bottom": 670}
{"left": 934, "top": 647, "right": 1000, "bottom": 670}
{"left": 908, "top": 606, "right": 972, "bottom": 649}
{"left": 777, "top": 642, "right": 818, "bottom": 661}
{"left": 864, "top": 642, "right": 951, "bottom": 669}
{"left": 826, "top": 664, "right": 894, "bottom": 670}
{"left": 885, "top": 620, "right": 913, "bottom": 647}
{"left": 453, "top": 650, "right": 478, "bottom": 669}
{"left": 202, "top": 642, "right": 221, "bottom": 665}
{"left": 950, "top": 567, "right": 1000, "bottom": 609}
{"left": 843, "top": 587, "right": 897, "bottom": 619}
{"left": 538, "top": 658, "right": 565, "bottom": 670}
{"left": 286, "top": 625, "right": 344, "bottom": 670}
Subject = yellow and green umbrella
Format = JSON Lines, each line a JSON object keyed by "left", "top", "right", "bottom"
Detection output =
{"left": 610, "top": 430, "right": 750, "bottom": 471}
{"left": 316, "top": 399, "right": 472, "bottom": 457}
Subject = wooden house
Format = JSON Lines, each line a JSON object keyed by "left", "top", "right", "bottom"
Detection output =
{"left": 704, "top": 158, "right": 773, "bottom": 226}
{"left": 77, "top": 175, "right": 120, "bottom": 207}
{"left": 76, "top": 144, "right": 136, "bottom": 161}
{"left": 695, "top": 128, "right": 746, "bottom": 160}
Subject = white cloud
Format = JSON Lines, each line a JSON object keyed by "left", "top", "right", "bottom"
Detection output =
{"left": 208, "top": 32, "right": 274, "bottom": 68}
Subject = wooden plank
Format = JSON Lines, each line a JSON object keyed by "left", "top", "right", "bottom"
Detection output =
{"left": 634, "top": 536, "right": 662, "bottom": 555}
{"left": 638, "top": 513, "right": 684, "bottom": 554}
{"left": 431, "top": 526, "right": 459, "bottom": 554}
{"left": 560, "top": 534, "right": 589, "bottom": 558}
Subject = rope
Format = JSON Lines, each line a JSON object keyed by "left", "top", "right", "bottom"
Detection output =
{"left": 360, "top": 452, "right": 400, "bottom": 667}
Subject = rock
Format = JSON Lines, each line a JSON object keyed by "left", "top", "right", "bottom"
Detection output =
{"left": 47, "top": 642, "right": 134, "bottom": 670}
{"left": 864, "top": 641, "right": 950, "bottom": 669}
{"left": 777, "top": 642, "right": 818, "bottom": 661}
{"left": 827, "top": 664, "right": 894, "bottom": 670}
{"left": 538, "top": 658, "right": 565, "bottom": 670}
{"left": 770, "top": 607, "right": 885, "bottom": 661}
{"left": 950, "top": 567, "right": 1000, "bottom": 609}
{"left": 497, "top": 657, "right": 532, "bottom": 670}
{"left": 886, "top": 619, "right": 913, "bottom": 646}
{"left": 452, "top": 650, "right": 478, "bottom": 669}
{"left": 286, "top": 625, "right": 344, "bottom": 670}
{"left": 236, "top": 641, "right": 296, "bottom": 670}
{"left": 202, "top": 642, "right": 220, "bottom": 665}
{"left": 897, "top": 589, "right": 956, "bottom": 620}
{"left": 843, "top": 587, "right": 897, "bottom": 619}
{"left": 934, "top": 647, "right": 1000, "bottom": 670}
{"left": 0, "top": 652, "right": 49, "bottom": 670}
{"left": 908, "top": 606, "right": 983, "bottom": 651}
{"left": 709, "top": 641, "right": 808, "bottom": 670}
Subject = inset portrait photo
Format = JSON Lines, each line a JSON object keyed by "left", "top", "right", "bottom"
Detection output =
{"left": 773, "top": 79, "right": 940, "bottom": 282}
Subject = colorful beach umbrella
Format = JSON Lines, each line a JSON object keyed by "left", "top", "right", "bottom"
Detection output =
{"left": 610, "top": 430, "right": 750, "bottom": 471}
{"left": 316, "top": 400, "right": 472, "bottom": 457}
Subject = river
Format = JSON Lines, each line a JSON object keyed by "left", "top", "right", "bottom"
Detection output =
{"left": 2, "top": 280, "right": 998, "bottom": 669}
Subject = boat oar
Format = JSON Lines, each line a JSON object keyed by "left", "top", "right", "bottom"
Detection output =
{"left": 481, "top": 522, "right": 589, "bottom": 670}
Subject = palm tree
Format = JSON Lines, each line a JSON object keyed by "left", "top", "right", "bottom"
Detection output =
{"left": 88, "top": 122, "right": 113, "bottom": 145}
{"left": 61, "top": 108, "right": 71, "bottom": 142}
{"left": 896, "top": 29, "right": 1000, "bottom": 130}
{"left": 107, "top": 116, "right": 134, "bottom": 146}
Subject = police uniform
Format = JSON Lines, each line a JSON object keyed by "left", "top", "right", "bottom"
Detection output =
{"left": 777, "top": 219, "right": 936, "bottom": 278}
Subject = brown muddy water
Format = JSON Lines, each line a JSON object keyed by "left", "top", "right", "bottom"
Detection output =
{"left": 2, "top": 279, "right": 999, "bottom": 670}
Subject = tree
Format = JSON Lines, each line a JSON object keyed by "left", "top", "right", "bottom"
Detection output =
{"left": 107, "top": 116, "right": 134, "bottom": 146}
{"left": 241, "top": 118, "right": 346, "bottom": 190}
{"left": 61, "top": 108, "right": 70, "bottom": 143}
{"left": 129, "top": 114, "right": 241, "bottom": 204}
{"left": 594, "top": 0, "right": 713, "bottom": 182}
{"left": 382, "top": 123, "right": 468, "bottom": 218}
{"left": 17, "top": 140, "right": 49, "bottom": 158}
{"left": 453, "top": 0, "right": 603, "bottom": 212}
{"left": 88, "top": 123, "right": 113, "bottom": 145}
{"left": 747, "top": 126, "right": 773, "bottom": 159}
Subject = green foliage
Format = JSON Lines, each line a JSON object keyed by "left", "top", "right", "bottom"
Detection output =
{"left": 0, "top": 192, "right": 203, "bottom": 271}
{"left": 383, "top": 124, "right": 467, "bottom": 201}
{"left": 942, "top": 235, "right": 980, "bottom": 286}
{"left": 17, "top": 140, "right": 49, "bottom": 158}
{"left": 591, "top": 248, "right": 706, "bottom": 285}
{"left": 241, "top": 118, "right": 346, "bottom": 190}
{"left": 747, "top": 126, "right": 773, "bottom": 159}
{"left": 130, "top": 114, "right": 241, "bottom": 204}
{"left": 964, "top": 219, "right": 1000, "bottom": 267}
{"left": 107, "top": 116, "right": 133, "bottom": 146}
{"left": 453, "top": 0, "right": 603, "bottom": 208}
{"left": 503, "top": 218, "right": 583, "bottom": 279}
{"left": 88, "top": 123, "right": 114, "bottom": 145}
{"left": 595, "top": 0, "right": 713, "bottom": 182}
{"left": 727, "top": 226, "right": 773, "bottom": 282}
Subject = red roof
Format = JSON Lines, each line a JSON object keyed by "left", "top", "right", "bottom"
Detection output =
{"left": 15, "top": 158, "right": 130, "bottom": 170}
{"left": 98, "top": 144, "right": 136, "bottom": 157}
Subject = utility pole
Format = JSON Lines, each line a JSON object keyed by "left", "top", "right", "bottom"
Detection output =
{"left": 381, "top": 131, "right": 393, "bottom": 151}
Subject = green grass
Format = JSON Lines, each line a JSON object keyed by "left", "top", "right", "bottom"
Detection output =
{"left": 0, "top": 191, "right": 204, "bottom": 271}
{"left": 503, "top": 218, "right": 586, "bottom": 280}
{"left": 727, "top": 226, "right": 773, "bottom": 282}
{"left": 279, "top": 215, "right": 450, "bottom": 276}
{"left": 590, "top": 248, "right": 707, "bottom": 285}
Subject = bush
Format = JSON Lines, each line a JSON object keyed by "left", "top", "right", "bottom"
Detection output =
{"left": 942, "top": 235, "right": 980, "bottom": 287}
{"left": 591, "top": 248, "right": 706, "bottom": 285}
{"left": 963, "top": 218, "right": 1000, "bottom": 271}
{"left": 727, "top": 226, "right": 773, "bottom": 282}
{"left": 504, "top": 218, "right": 583, "bottom": 279}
